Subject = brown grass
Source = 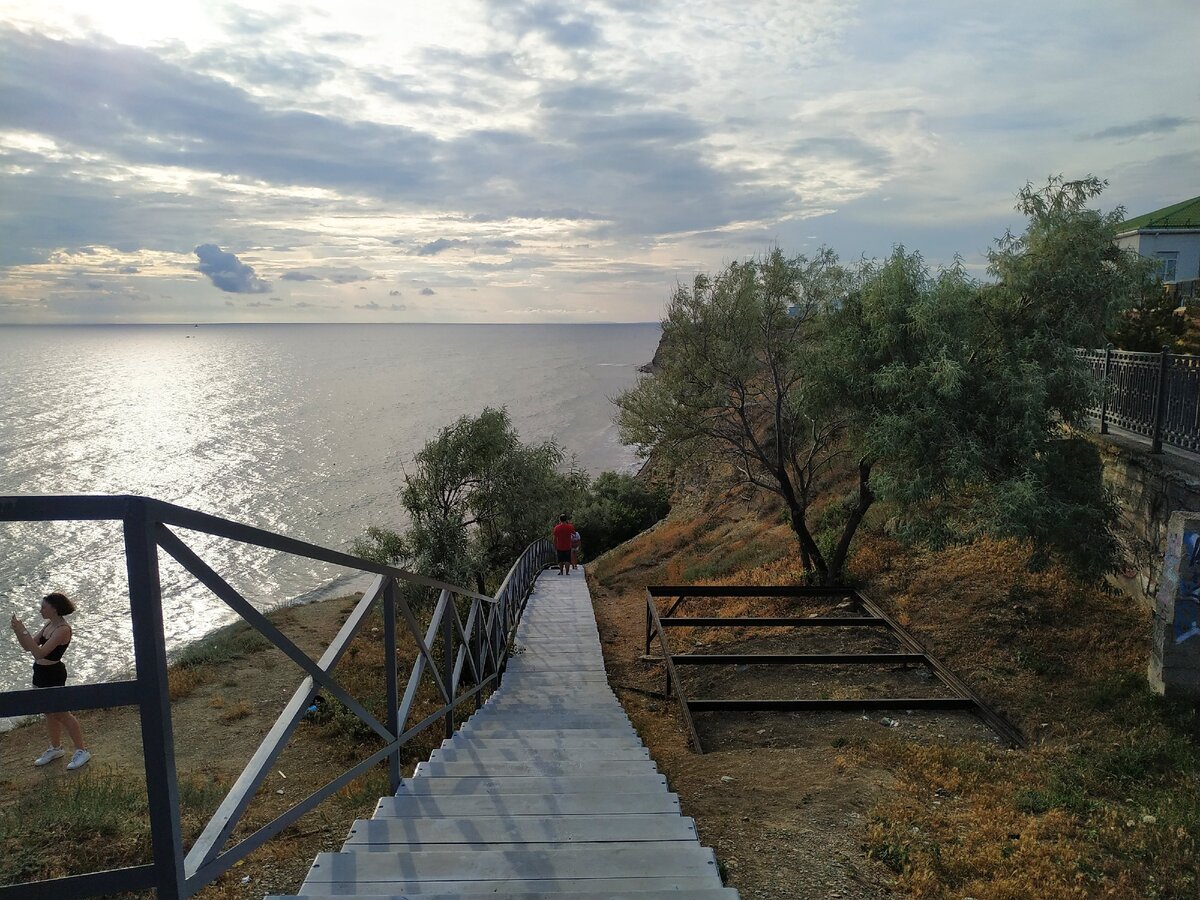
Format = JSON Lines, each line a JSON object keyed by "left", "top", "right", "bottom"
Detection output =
{"left": 591, "top": 466, "right": 1200, "bottom": 899}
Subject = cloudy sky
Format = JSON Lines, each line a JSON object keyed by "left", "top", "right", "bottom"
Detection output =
{"left": 0, "top": 1, "right": 1196, "bottom": 324}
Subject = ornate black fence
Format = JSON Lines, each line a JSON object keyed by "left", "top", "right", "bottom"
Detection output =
{"left": 1080, "top": 346, "right": 1200, "bottom": 454}
{"left": 0, "top": 495, "right": 553, "bottom": 900}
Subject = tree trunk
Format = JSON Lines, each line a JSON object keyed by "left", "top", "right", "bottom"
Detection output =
{"left": 785, "top": 500, "right": 826, "bottom": 580}
{"left": 825, "top": 459, "right": 875, "bottom": 585}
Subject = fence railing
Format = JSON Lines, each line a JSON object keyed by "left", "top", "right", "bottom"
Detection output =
{"left": 0, "top": 494, "right": 554, "bottom": 900}
{"left": 1080, "top": 346, "right": 1200, "bottom": 454}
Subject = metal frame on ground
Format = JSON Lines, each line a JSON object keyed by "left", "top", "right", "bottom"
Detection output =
{"left": 643, "top": 584, "right": 1026, "bottom": 753}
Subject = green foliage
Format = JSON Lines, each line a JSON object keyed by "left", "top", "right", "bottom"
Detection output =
{"left": 816, "top": 176, "right": 1137, "bottom": 578}
{"left": 615, "top": 246, "right": 857, "bottom": 582}
{"left": 1108, "top": 280, "right": 1187, "bottom": 352}
{"left": 572, "top": 471, "right": 669, "bottom": 557}
{"left": 357, "top": 407, "right": 585, "bottom": 591}
{"left": 173, "top": 619, "right": 272, "bottom": 669}
{"left": 350, "top": 526, "right": 405, "bottom": 565}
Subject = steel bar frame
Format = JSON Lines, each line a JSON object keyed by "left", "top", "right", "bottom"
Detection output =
{"left": 643, "top": 584, "right": 1025, "bottom": 753}
{"left": 0, "top": 494, "right": 553, "bottom": 900}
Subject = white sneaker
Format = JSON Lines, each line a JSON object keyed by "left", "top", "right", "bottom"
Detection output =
{"left": 66, "top": 749, "right": 91, "bottom": 771}
{"left": 34, "top": 746, "right": 64, "bottom": 766}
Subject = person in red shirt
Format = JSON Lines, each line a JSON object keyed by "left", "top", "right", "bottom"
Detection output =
{"left": 552, "top": 514, "right": 576, "bottom": 575}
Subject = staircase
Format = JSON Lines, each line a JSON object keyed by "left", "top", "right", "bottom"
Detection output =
{"left": 270, "top": 567, "right": 737, "bottom": 898}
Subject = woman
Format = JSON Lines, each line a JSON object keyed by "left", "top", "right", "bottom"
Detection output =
{"left": 10, "top": 592, "right": 91, "bottom": 770}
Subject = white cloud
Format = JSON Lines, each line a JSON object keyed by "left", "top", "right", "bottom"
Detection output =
{"left": 0, "top": 2, "right": 1196, "bottom": 322}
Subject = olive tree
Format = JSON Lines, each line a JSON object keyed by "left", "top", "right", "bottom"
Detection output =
{"left": 615, "top": 247, "right": 858, "bottom": 582}
{"left": 353, "top": 407, "right": 584, "bottom": 592}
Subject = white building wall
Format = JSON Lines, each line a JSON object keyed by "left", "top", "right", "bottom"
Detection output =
{"left": 1117, "top": 230, "right": 1200, "bottom": 283}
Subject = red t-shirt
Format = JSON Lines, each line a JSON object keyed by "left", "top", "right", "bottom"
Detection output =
{"left": 552, "top": 522, "right": 575, "bottom": 551}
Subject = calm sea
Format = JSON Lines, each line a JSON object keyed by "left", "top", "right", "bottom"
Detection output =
{"left": 0, "top": 323, "right": 660, "bottom": 700}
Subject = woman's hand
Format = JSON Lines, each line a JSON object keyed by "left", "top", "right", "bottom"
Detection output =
{"left": 9, "top": 613, "right": 21, "bottom": 633}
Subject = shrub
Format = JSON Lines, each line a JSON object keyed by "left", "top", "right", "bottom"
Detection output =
{"left": 574, "top": 471, "right": 669, "bottom": 558}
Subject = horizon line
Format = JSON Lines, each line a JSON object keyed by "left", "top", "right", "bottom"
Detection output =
{"left": 0, "top": 320, "right": 663, "bottom": 327}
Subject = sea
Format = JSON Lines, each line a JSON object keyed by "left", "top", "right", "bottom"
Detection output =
{"left": 0, "top": 323, "right": 661, "bottom": 706}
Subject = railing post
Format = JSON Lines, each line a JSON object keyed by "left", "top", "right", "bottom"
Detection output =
{"left": 1100, "top": 343, "right": 1112, "bottom": 434}
{"left": 123, "top": 499, "right": 186, "bottom": 900}
{"left": 442, "top": 591, "right": 455, "bottom": 739}
{"left": 1152, "top": 344, "right": 1170, "bottom": 453}
{"left": 645, "top": 600, "right": 653, "bottom": 657}
{"left": 382, "top": 577, "right": 401, "bottom": 793}
{"left": 473, "top": 599, "right": 484, "bottom": 711}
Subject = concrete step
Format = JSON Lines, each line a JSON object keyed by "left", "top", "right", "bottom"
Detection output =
{"left": 413, "top": 760, "right": 657, "bottom": 778}
{"left": 395, "top": 775, "right": 670, "bottom": 795}
{"left": 374, "top": 792, "right": 682, "bottom": 818}
{"left": 343, "top": 815, "right": 699, "bottom": 847}
{"left": 275, "top": 880, "right": 735, "bottom": 897}
{"left": 429, "top": 747, "right": 649, "bottom": 763}
{"left": 301, "top": 845, "right": 721, "bottom": 883}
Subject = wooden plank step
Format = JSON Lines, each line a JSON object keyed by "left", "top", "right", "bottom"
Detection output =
{"left": 374, "top": 792, "right": 682, "bottom": 818}
{"left": 301, "top": 845, "right": 721, "bottom": 882}
{"left": 394, "top": 775, "right": 670, "bottom": 795}
{"left": 344, "top": 816, "right": 699, "bottom": 847}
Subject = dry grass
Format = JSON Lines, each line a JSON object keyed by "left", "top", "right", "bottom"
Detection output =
{"left": 168, "top": 665, "right": 208, "bottom": 700}
{"left": 0, "top": 595, "right": 467, "bottom": 898}
{"left": 593, "top": 468, "right": 1200, "bottom": 899}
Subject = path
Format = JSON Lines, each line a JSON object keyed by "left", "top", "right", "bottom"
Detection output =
{"left": 270, "top": 567, "right": 737, "bottom": 898}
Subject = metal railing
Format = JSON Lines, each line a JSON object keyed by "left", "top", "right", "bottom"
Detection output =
{"left": 1081, "top": 345, "right": 1200, "bottom": 454}
{"left": 0, "top": 494, "right": 553, "bottom": 900}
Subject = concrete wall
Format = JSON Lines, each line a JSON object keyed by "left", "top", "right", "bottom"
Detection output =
{"left": 1090, "top": 430, "right": 1200, "bottom": 608}
{"left": 1115, "top": 229, "right": 1200, "bottom": 284}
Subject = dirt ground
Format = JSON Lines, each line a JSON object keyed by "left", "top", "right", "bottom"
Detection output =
{"left": 588, "top": 574, "right": 1007, "bottom": 899}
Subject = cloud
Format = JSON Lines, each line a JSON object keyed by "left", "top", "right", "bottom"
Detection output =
{"left": 354, "top": 301, "right": 381, "bottom": 310}
{"left": 487, "top": 0, "right": 604, "bottom": 50}
{"left": 477, "top": 240, "right": 522, "bottom": 255}
{"left": 1090, "top": 116, "right": 1194, "bottom": 141}
{"left": 194, "top": 244, "right": 270, "bottom": 293}
{"left": 415, "top": 238, "right": 468, "bottom": 256}
{"left": 419, "top": 287, "right": 436, "bottom": 296}
{"left": 388, "top": 289, "right": 402, "bottom": 296}
{"left": 118, "top": 265, "right": 139, "bottom": 274}
{"left": 281, "top": 266, "right": 373, "bottom": 283}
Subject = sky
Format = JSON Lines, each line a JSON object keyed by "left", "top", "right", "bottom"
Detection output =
{"left": 0, "top": 1, "right": 1197, "bottom": 324}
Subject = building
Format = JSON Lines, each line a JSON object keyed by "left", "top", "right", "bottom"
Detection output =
{"left": 1115, "top": 196, "right": 1200, "bottom": 302}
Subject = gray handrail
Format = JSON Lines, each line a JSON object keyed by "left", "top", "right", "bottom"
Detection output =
{"left": 0, "top": 494, "right": 554, "bottom": 900}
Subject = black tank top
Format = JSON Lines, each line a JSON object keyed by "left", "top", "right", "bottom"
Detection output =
{"left": 38, "top": 631, "right": 69, "bottom": 662}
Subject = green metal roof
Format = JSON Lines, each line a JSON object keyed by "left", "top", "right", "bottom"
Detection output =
{"left": 1120, "top": 196, "right": 1200, "bottom": 231}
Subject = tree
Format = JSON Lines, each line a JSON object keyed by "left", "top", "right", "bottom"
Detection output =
{"left": 1107, "top": 280, "right": 1187, "bottom": 352}
{"left": 353, "top": 408, "right": 584, "bottom": 592}
{"left": 619, "top": 177, "right": 1143, "bottom": 583}
{"left": 816, "top": 176, "right": 1138, "bottom": 577}
{"left": 573, "top": 472, "right": 669, "bottom": 558}
{"left": 615, "top": 247, "right": 857, "bottom": 582}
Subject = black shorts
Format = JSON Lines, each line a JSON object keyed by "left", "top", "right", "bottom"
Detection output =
{"left": 32, "top": 662, "right": 67, "bottom": 688}
{"left": 557, "top": 549, "right": 571, "bottom": 563}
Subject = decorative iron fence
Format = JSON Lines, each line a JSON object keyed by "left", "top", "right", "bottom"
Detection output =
{"left": 0, "top": 495, "right": 553, "bottom": 900}
{"left": 1080, "top": 346, "right": 1200, "bottom": 454}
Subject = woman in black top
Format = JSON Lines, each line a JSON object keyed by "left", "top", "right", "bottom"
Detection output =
{"left": 10, "top": 592, "right": 91, "bottom": 769}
